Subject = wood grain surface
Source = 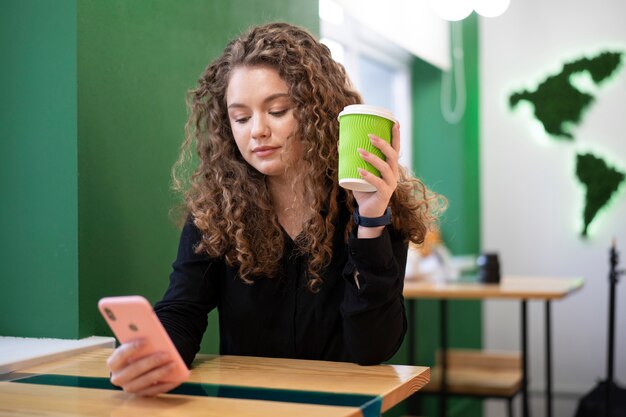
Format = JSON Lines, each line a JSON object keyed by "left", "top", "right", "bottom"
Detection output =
{"left": 3, "top": 347, "right": 430, "bottom": 416}
{"left": 403, "top": 276, "right": 583, "bottom": 300}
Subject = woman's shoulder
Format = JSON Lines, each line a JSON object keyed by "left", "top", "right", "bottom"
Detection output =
{"left": 176, "top": 215, "right": 208, "bottom": 252}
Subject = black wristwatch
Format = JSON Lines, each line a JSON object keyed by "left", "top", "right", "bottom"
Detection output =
{"left": 353, "top": 207, "right": 392, "bottom": 227}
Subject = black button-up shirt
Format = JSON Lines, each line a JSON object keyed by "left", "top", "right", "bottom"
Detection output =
{"left": 154, "top": 204, "right": 408, "bottom": 366}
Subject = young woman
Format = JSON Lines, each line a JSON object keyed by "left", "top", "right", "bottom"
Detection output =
{"left": 107, "top": 22, "right": 443, "bottom": 396}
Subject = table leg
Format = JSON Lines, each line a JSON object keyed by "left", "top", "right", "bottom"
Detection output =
{"left": 408, "top": 299, "right": 416, "bottom": 365}
{"left": 521, "top": 300, "right": 530, "bottom": 417}
{"left": 407, "top": 299, "right": 421, "bottom": 415}
{"left": 545, "top": 301, "right": 552, "bottom": 417}
{"left": 439, "top": 299, "right": 448, "bottom": 417}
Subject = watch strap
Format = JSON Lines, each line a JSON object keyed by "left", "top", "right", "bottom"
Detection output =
{"left": 353, "top": 207, "right": 392, "bottom": 227}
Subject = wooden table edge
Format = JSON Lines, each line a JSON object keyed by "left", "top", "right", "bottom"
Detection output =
{"left": 403, "top": 276, "right": 584, "bottom": 300}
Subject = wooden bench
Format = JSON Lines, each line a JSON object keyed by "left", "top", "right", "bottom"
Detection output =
{"left": 421, "top": 349, "right": 522, "bottom": 398}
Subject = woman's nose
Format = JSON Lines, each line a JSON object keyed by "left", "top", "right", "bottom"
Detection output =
{"left": 251, "top": 115, "right": 270, "bottom": 139}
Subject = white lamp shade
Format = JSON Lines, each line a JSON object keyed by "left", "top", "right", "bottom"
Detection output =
{"left": 428, "top": 0, "right": 473, "bottom": 21}
{"left": 473, "top": 0, "right": 510, "bottom": 17}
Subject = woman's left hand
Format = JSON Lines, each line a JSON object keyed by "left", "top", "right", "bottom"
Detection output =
{"left": 353, "top": 122, "right": 401, "bottom": 220}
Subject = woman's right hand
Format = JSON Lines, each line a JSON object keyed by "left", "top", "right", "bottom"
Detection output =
{"left": 107, "top": 339, "right": 182, "bottom": 397}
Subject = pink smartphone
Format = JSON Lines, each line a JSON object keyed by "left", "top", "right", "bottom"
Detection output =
{"left": 98, "top": 295, "right": 190, "bottom": 382}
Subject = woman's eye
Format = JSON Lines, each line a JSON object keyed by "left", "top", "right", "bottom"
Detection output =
{"left": 234, "top": 117, "right": 250, "bottom": 124}
{"left": 269, "top": 109, "right": 288, "bottom": 117}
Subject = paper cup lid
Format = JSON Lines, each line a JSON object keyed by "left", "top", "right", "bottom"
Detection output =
{"left": 338, "top": 104, "right": 397, "bottom": 123}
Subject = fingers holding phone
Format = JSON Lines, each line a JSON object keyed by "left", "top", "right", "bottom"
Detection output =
{"left": 107, "top": 340, "right": 181, "bottom": 396}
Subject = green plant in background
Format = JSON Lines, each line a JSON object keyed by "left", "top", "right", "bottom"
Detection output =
{"left": 576, "top": 153, "right": 625, "bottom": 237}
{"left": 509, "top": 50, "right": 625, "bottom": 238}
{"left": 509, "top": 51, "right": 622, "bottom": 139}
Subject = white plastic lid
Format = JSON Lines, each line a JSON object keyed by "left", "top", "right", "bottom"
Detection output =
{"left": 338, "top": 104, "right": 397, "bottom": 123}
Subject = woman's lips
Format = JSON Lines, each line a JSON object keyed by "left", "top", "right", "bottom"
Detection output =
{"left": 253, "top": 146, "right": 280, "bottom": 157}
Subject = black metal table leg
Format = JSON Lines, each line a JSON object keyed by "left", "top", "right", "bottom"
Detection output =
{"left": 439, "top": 299, "right": 448, "bottom": 417}
{"left": 521, "top": 300, "right": 530, "bottom": 417}
{"left": 545, "top": 301, "right": 552, "bottom": 417}
{"left": 407, "top": 299, "right": 421, "bottom": 415}
{"left": 408, "top": 299, "right": 416, "bottom": 365}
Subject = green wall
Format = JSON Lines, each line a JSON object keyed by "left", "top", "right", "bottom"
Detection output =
{"left": 410, "top": 16, "right": 482, "bottom": 417}
{"left": 1, "top": 0, "right": 318, "bottom": 345}
{"left": 0, "top": 0, "right": 79, "bottom": 338}
{"left": 412, "top": 20, "right": 480, "bottom": 255}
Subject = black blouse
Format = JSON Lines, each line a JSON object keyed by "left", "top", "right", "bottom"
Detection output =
{"left": 154, "top": 204, "right": 408, "bottom": 366}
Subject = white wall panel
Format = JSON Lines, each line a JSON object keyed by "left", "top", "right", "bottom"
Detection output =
{"left": 480, "top": 0, "right": 626, "bottom": 415}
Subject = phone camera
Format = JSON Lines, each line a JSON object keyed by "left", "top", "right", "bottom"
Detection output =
{"left": 129, "top": 323, "right": 138, "bottom": 332}
{"left": 104, "top": 308, "right": 116, "bottom": 321}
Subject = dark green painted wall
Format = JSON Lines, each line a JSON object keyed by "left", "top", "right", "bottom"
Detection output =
{"left": 75, "top": 0, "right": 320, "bottom": 354}
{"left": 1, "top": 0, "right": 318, "bottom": 344}
{"left": 412, "top": 18, "right": 480, "bottom": 255}
{"left": 0, "top": 0, "right": 79, "bottom": 338}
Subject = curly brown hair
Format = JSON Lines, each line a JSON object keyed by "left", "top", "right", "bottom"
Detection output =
{"left": 173, "top": 22, "right": 444, "bottom": 292}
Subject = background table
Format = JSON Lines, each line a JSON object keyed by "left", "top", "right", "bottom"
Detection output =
{"left": 0, "top": 347, "right": 430, "bottom": 417}
{"left": 403, "top": 275, "right": 583, "bottom": 417}
{"left": 0, "top": 336, "right": 114, "bottom": 374}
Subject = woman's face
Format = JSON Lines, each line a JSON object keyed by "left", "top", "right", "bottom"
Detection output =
{"left": 226, "top": 66, "right": 302, "bottom": 178}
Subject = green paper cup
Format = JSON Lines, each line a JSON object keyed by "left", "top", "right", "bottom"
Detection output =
{"left": 338, "top": 104, "right": 396, "bottom": 192}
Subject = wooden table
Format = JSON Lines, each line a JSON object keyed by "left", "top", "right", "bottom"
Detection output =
{"left": 403, "top": 275, "right": 583, "bottom": 417}
{"left": 0, "top": 347, "right": 430, "bottom": 417}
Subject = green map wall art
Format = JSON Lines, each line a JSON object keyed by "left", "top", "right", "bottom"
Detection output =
{"left": 509, "top": 50, "right": 625, "bottom": 237}
{"left": 576, "top": 153, "right": 625, "bottom": 237}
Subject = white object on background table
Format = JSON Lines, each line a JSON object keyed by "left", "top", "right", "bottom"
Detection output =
{"left": 0, "top": 335, "right": 115, "bottom": 374}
